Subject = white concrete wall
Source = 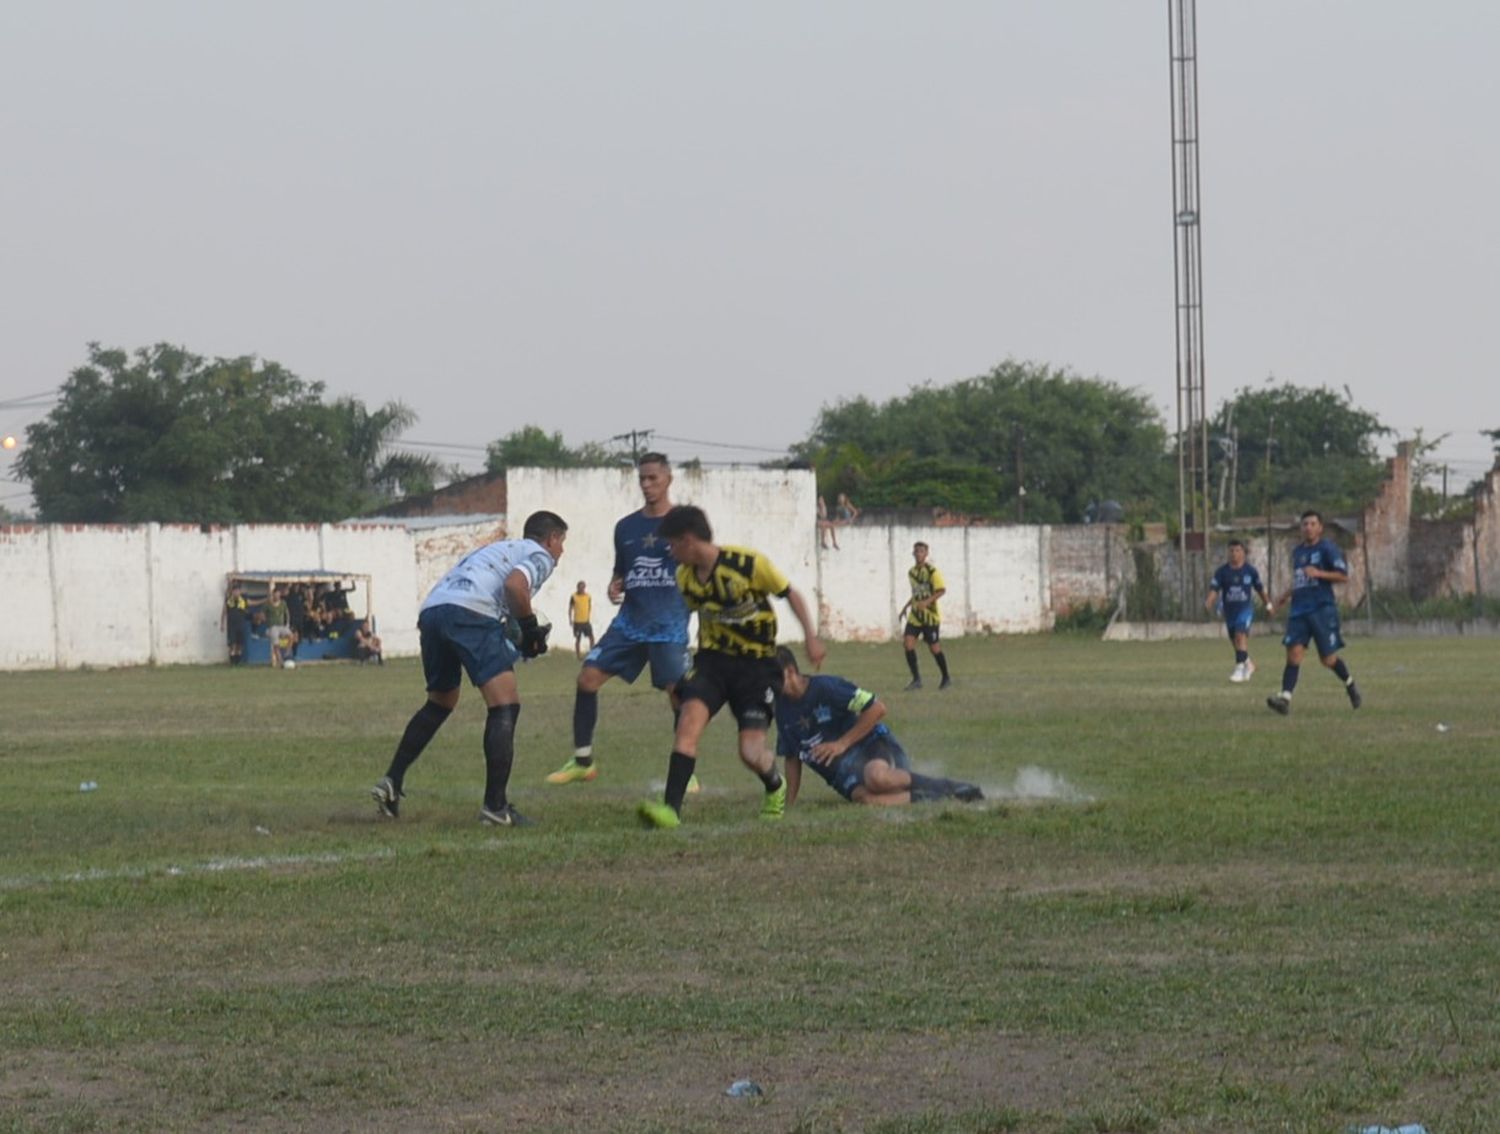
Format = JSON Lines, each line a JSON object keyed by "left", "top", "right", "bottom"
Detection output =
{"left": 504, "top": 466, "right": 820, "bottom": 642}
{"left": 0, "top": 525, "right": 57, "bottom": 668}
{"left": 0, "top": 469, "right": 1059, "bottom": 671}
{"left": 816, "top": 524, "right": 1050, "bottom": 641}
{"left": 0, "top": 520, "right": 427, "bottom": 670}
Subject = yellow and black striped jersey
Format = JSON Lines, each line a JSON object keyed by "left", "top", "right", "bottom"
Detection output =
{"left": 907, "top": 563, "right": 946, "bottom": 627}
{"left": 676, "top": 545, "right": 790, "bottom": 658}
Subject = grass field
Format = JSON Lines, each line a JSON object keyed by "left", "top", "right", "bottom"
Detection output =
{"left": 2, "top": 635, "right": 1498, "bottom": 1133}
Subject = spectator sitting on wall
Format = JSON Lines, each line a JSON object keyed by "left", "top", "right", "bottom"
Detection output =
{"left": 354, "top": 619, "right": 383, "bottom": 665}
{"left": 835, "top": 493, "right": 860, "bottom": 526}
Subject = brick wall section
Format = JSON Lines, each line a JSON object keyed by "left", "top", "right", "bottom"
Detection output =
{"left": 1430, "top": 464, "right": 1500, "bottom": 598}
{"left": 1345, "top": 441, "right": 1412, "bottom": 605}
{"left": 374, "top": 472, "right": 507, "bottom": 518}
{"left": 1047, "top": 525, "right": 1132, "bottom": 614}
{"left": 1408, "top": 520, "right": 1468, "bottom": 599}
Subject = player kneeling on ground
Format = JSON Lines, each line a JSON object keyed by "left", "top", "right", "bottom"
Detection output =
{"left": 775, "top": 648, "right": 982, "bottom": 807}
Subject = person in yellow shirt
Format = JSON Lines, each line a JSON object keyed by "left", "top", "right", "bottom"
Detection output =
{"left": 898, "top": 541, "right": 952, "bottom": 690}
{"left": 567, "top": 580, "right": 595, "bottom": 660}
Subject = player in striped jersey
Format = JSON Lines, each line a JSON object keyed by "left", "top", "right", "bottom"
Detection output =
{"left": 636, "top": 505, "right": 826, "bottom": 828}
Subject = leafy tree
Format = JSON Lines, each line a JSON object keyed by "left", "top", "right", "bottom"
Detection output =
{"left": 1211, "top": 382, "right": 1392, "bottom": 516}
{"left": 795, "top": 360, "right": 1173, "bottom": 522}
{"left": 485, "top": 425, "right": 621, "bottom": 471}
{"left": 16, "top": 343, "right": 440, "bottom": 522}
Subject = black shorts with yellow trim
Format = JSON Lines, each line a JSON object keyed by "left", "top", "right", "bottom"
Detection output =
{"left": 904, "top": 621, "right": 941, "bottom": 645}
{"left": 678, "top": 649, "right": 783, "bottom": 730}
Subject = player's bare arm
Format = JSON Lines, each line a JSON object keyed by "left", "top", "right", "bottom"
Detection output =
{"left": 784, "top": 585, "right": 826, "bottom": 668}
{"left": 809, "top": 700, "right": 886, "bottom": 764}
{"left": 607, "top": 574, "right": 625, "bottom": 604}
{"left": 784, "top": 753, "right": 803, "bottom": 806}
{"left": 1203, "top": 586, "right": 1221, "bottom": 612}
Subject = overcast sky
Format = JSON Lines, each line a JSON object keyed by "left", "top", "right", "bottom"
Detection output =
{"left": 3, "top": 1, "right": 1497, "bottom": 504}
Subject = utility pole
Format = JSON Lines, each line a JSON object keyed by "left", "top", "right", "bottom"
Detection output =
{"left": 1014, "top": 425, "right": 1026, "bottom": 523}
{"left": 1442, "top": 464, "right": 1449, "bottom": 510}
{"left": 1168, "top": 0, "right": 1211, "bottom": 612}
{"left": 610, "top": 429, "right": 654, "bottom": 462}
{"left": 1263, "top": 412, "right": 1275, "bottom": 593}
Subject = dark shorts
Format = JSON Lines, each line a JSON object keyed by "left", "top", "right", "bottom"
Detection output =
{"left": 572, "top": 621, "right": 594, "bottom": 639}
{"left": 1224, "top": 606, "right": 1254, "bottom": 638}
{"left": 418, "top": 603, "right": 520, "bottom": 692}
{"left": 1283, "top": 606, "right": 1345, "bottom": 658}
{"left": 678, "top": 650, "right": 782, "bottom": 730}
{"left": 583, "top": 624, "right": 690, "bottom": 690}
{"left": 826, "top": 733, "right": 912, "bottom": 801}
{"left": 904, "top": 622, "right": 941, "bottom": 645}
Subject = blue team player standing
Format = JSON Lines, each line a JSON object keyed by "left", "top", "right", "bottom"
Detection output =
{"left": 774, "top": 648, "right": 982, "bottom": 807}
{"left": 1205, "top": 539, "right": 1274, "bottom": 683}
{"left": 1266, "top": 510, "right": 1362, "bottom": 715}
{"left": 547, "top": 453, "right": 693, "bottom": 785}
{"left": 370, "top": 510, "right": 567, "bottom": 826}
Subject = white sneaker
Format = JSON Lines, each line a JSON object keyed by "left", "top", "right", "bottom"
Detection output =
{"left": 1244, "top": 659, "right": 1256, "bottom": 680}
{"left": 1229, "top": 664, "right": 1246, "bottom": 683}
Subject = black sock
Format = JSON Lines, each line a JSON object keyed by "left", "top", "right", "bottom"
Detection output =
{"left": 905, "top": 649, "right": 920, "bottom": 680}
{"left": 1282, "top": 664, "right": 1300, "bottom": 696}
{"left": 386, "top": 701, "right": 453, "bottom": 790}
{"left": 665, "top": 751, "right": 696, "bottom": 813}
{"left": 483, "top": 704, "right": 520, "bottom": 812}
{"left": 759, "top": 766, "right": 783, "bottom": 792}
{"left": 935, "top": 652, "right": 950, "bottom": 680}
{"left": 1332, "top": 659, "right": 1352, "bottom": 684}
{"left": 572, "top": 689, "right": 598, "bottom": 758}
{"left": 1235, "top": 649, "right": 1248, "bottom": 664}
{"left": 908, "top": 773, "right": 949, "bottom": 803}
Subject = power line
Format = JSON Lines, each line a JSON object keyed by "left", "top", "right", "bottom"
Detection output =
{"left": 0, "top": 388, "right": 60, "bottom": 408}
{"left": 651, "top": 433, "right": 793, "bottom": 455}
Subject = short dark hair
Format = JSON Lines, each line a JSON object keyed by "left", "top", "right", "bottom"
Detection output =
{"left": 1228, "top": 539, "right": 1246, "bottom": 550}
{"left": 657, "top": 505, "right": 712, "bottom": 542}
{"left": 775, "top": 646, "right": 800, "bottom": 672}
{"left": 913, "top": 541, "right": 929, "bottom": 552}
{"left": 1300, "top": 509, "right": 1322, "bottom": 523}
{"left": 522, "top": 510, "right": 569, "bottom": 543}
{"left": 637, "top": 452, "right": 670, "bottom": 469}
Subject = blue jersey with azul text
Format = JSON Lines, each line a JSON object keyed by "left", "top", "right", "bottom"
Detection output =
{"left": 1289, "top": 538, "right": 1348, "bottom": 615}
{"left": 1211, "top": 562, "right": 1263, "bottom": 616}
{"left": 610, "top": 510, "right": 689, "bottom": 643}
{"left": 775, "top": 675, "right": 890, "bottom": 785}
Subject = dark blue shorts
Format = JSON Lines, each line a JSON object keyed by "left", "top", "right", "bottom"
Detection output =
{"left": 826, "top": 733, "right": 912, "bottom": 801}
{"left": 418, "top": 603, "right": 520, "bottom": 692}
{"left": 583, "top": 624, "right": 690, "bottom": 690}
{"left": 1283, "top": 606, "right": 1345, "bottom": 657}
{"left": 1224, "top": 606, "right": 1254, "bottom": 638}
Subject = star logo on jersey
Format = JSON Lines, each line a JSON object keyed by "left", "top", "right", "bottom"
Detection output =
{"left": 640, "top": 532, "right": 660, "bottom": 549}
{"left": 799, "top": 714, "right": 816, "bottom": 733}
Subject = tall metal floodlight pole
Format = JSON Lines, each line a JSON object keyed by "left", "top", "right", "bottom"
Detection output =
{"left": 1168, "top": 0, "right": 1211, "bottom": 613}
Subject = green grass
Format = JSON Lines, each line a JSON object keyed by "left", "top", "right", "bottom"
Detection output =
{"left": 2, "top": 637, "right": 1498, "bottom": 1132}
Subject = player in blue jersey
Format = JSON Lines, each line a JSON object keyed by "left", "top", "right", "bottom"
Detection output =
{"left": 369, "top": 510, "right": 567, "bottom": 826}
{"left": 773, "top": 648, "right": 982, "bottom": 807}
{"left": 546, "top": 453, "right": 693, "bottom": 785}
{"left": 1204, "top": 539, "right": 1273, "bottom": 683}
{"left": 1266, "top": 510, "right": 1361, "bottom": 715}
